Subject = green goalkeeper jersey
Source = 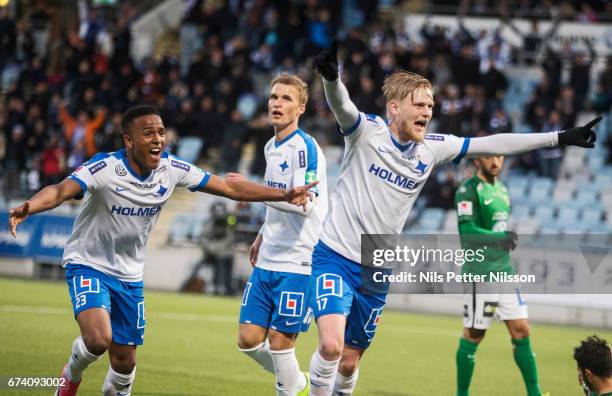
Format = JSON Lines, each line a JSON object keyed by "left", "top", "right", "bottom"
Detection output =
{"left": 455, "top": 175, "right": 513, "bottom": 276}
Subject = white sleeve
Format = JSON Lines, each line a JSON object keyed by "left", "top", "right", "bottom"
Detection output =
{"left": 323, "top": 78, "right": 364, "bottom": 144}
{"left": 169, "top": 157, "right": 210, "bottom": 191}
{"left": 426, "top": 134, "right": 470, "bottom": 165}
{"left": 465, "top": 132, "right": 558, "bottom": 158}
{"left": 67, "top": 153, "right": 111, "bottom": 193}
{"left": 264, "top": 199, "right": 313, "bottom": 216}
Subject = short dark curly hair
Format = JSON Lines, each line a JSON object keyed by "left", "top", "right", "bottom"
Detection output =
{"left": 574, "top": 335, "right": 612, "bottom": 378}
{"left": 121, "top": 105, "right": 160, "bottom": 136}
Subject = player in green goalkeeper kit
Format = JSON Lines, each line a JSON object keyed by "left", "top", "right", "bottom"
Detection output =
{"left": 455, "top": 155, "right": 544, "bottom": 396}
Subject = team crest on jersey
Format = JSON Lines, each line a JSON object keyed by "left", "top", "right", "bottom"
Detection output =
{"left": 279, "top": 291, "right": 304, "bottom": 317}
{"left": 316, "top": 273, "right": 342, "bottom": 298}
{"left": 73, "top": 275, "right": 100, "bottom": 296}
{"left": 278, "top": 160, "right": 290, "bottom": 173}
{"left": 171, "top": 160, "right": 190, "bottom": 172}
{"left": 88, "top": 161, "right": 107, "bottom": 175}
{"left": 364, "top": 308, "right": 382, "bottom": 334}
{"left": 156, "top": 185, "right": 168, "bottom": 197}
{"left": 415, "top": 160, "right": 428, "bottom": 175}
{"left": 115, "top": 164, "right": 127, "bottom": 176}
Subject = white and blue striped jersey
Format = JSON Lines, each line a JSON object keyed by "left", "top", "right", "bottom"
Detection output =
{"left": 64, "top": 149, "right": 209, "bottom": 281}
{"left": 320, "top": 113, "right": 469, "bottom": 263}
{"left": 258, "top": 129, "right": 328, "bottom": 275}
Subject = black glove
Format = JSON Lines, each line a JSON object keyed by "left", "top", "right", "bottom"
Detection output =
{"left": 558, "top": 116, "right": 601, "bottom": 148}
{"left": 312, "top": 39, "right": 338, "bottom": 81}
{"left": 506, "top": 231, "right": 518, "bottom": 251}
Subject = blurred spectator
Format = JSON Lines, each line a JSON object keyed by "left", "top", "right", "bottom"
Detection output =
{"left": 570, "top": 39, "right": 596, "bottom": 111}
{"left": 488, "top": 107, "right": 512, "bottom": 134}
{"left": 201, "top": 201, "right": 236, "bottom": 296}
{"left": 58, "top": 101, "right": 106, "bottom": 160}
{"left": 41, "top": 134, "right": 65, "bottom": 187}
{"left": 537, "top": 110, "right": 564, "bottom": 178}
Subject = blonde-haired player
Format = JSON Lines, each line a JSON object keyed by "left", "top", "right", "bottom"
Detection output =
{"left": 237, "top": 74, "right": 328, "bottom": 396}
{"left": 309, "top": 40, "right": 599, "bottom": 395}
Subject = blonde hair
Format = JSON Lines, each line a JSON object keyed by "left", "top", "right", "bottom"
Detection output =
{"left": 269, "top": 74, "right": 309, "bottom": 105}
{"left": 382, "top": 71, "right": 433, "bottom": 103}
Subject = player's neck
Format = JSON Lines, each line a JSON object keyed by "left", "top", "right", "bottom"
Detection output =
{"left": 126, "top": 150, "right": 152, "bottom": 177}
{"left": 274, "top": 122, "right": 299, "bottom": 142}
{"left": 597, "top": 377, "right": 612, "bottom": 394}
{"left": 476, "top": 171, "right": 496, "bottom": 185}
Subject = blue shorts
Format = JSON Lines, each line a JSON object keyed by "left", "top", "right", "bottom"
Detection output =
{"left": 312, "top": 241, "right": 388, "bottom": 350}
{"left": 239, "top": 267, "right": 313, "bottom": 334}
{"left": 65, "top": 264, "right": 145, "bottom": 346}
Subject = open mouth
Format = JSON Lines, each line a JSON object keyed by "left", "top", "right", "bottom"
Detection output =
{"left": 149, "top": 148, "right": 161, "bottom": 160}
{"left": 415, "top": 120, "right": 427, "bottom": 128}
{"left": 271, "top": 110, "right": 283, "bottom": 117}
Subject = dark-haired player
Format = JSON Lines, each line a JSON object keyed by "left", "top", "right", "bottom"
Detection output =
{"left": 8, "top": 105, "right": 316, "bottom": 396}
{"left": 574, "top": 335, "right": 612, "bottom": 396}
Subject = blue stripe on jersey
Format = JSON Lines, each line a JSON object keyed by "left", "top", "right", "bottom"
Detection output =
{"left": 389, "top": 133, "right": 414, "bottom": 152}
{"left": 274, "top": 129, "right": 300, "bottom": 148}
{"left": 189, "top": 173, "right": 211, "bottom": 192}
{"left": 68, "top": 175, "right": 88, "bottom": 193}
{"left": 338, "top": 113, "right": 361, "bottom": 136}
{"left": 452, "top": 137, "right": 471, "bottom": 164}
{"left": 83, "top": 152, "right": 110, "bottom": 165}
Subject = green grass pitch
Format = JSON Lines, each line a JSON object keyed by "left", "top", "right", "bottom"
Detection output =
{"left": 0, "top": 277, "right": 610, "bottom": 395}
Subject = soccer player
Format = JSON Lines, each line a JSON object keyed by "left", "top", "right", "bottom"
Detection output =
{"left": 454, "top": 155, "right": 543, "bottom": 396}
{"left": 237, "top": 74, "right": 328, "bottom": 396}
{"left": 574, "top": 335, "right": 612, "bottom": 396}
{"left": 8, "top": 105, "right": 316, "bottom": 396}
{"left": 309, "top": 40, "right": 600, "bottom": 395}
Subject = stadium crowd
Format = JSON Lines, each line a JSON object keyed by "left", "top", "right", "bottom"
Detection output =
{"left": 0, "top": 0, "right": 610, "bottom": 208}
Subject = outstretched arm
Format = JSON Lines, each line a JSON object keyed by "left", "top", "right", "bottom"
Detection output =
{"left": 465, "top": 116, "right": 600, "bottom": 158}
{"left": 313, "top": 40, "right": 360, "bottom": 132}
{"left": 8, "top": 179, "right": 83, "bottom": 237}
{"left": 200, "top": 174, "right": 316, "bottom": 207}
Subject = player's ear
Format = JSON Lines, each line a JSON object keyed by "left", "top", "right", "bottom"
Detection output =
{"left": 388, "top": 101, "right": 399, "bottom": 116}
{"left": 298, "top": 103, "right": 306, "bottom": 116}
{"left": 122, "top": 133, "right": 133, "bottom": 149}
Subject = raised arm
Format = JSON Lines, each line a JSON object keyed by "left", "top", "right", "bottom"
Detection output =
{"left": 465, "top": 116, "right": 600, "bottom": 158}
{"left": 312, "top": 40, "right": 360, "bottom": 131}
{"left": 8, "top": 179, "right": 83, "bottom": 237}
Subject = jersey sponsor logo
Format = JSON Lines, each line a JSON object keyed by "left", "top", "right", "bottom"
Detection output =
{"left": 241, "top": 282, "right": 252, "bottom": 306}
{"left": 492, "top": 212, "right": 508, "bottom": 221}
{"left": 368, "top": 164, "right": 419, "bottom": 190}
{"left": 316, "top": 273, "right": 342, "bottom": 298}
{"left": 115, "top": 164, "right": 127, "bottom": 176}
{"left": 425, "top": 134, "right": 444, "bottom": 141}
{"left": 457, "top": 201, "right": 473, "bottom": 216}
{"left": 88, "top": 161, "right": 107, "bottom": 175}
{"left": 129, "top": 181, "right": 158, "bottom": 189}
{"left": 364, "top": 307, "right": 383, "bottom": 334}
{"left": 299, "top": 150, "right": 306, "bottom": 168}
{"left": 157, "top": 165, "right": 168, "bottom": 173}
{"left": 110, "top": 205, "right": 163, "bottom": 217}
{"left": 279, "top": 291, "right": 304, "bottom": 317}
{"left": 266, "top": 180, "right": 287, "bottom": 189}
{"left": 73, "top": 275, "right": 100, "bottom": 296}
{"left": 171, "top": 159, "right": 190, "bottom": 172}
{"left": 377, "top": 145, "right": 392, "bottom": 154}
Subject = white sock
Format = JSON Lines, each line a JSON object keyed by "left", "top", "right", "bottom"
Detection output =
{"left": 309, "top": 349, "right": 340, "bottom": 396}
{"left": 271, "top": 348, "right": 303, "bottom": 396}
{"left": 64, "top": 336, "right": 102, "bottom": 382}
{"left": 239, "top": 339, "right": 275, "bottom": 373}
{"left": 102, "top": 366, "right": 136, "bottom": 396}
{"left": 333, "top": 368, "right": 359, "bottom": 395}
